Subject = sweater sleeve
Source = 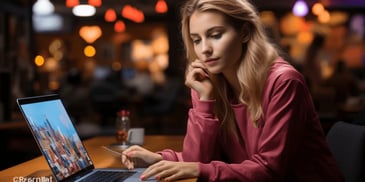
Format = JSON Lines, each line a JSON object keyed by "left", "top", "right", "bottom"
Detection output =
{"left": 198, "top": 72, "right": 311, "bottom": 181}
{"left": 158, "top": 89, "right": 221, "bottom": 162}
{"left": 182, "top": 90, "right": 222, "bottom": 163}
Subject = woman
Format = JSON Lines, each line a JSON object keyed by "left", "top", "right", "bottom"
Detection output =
{"left": 121, "top": 0, "right": 344, "bottom": 181}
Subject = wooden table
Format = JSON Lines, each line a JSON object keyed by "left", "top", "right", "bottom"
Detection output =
{"left": 0, "top": 135, "right": 196, "bottom": 182}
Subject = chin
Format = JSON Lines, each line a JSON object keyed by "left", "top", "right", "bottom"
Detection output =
{"left": 207, "top": 68, "right": 222, "bottom": 75}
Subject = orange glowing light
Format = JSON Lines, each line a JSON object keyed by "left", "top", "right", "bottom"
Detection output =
{"left": 121, "top": 5, "right": 144, "bottom": 23}
{"left": 84, "top": 45, "right": 96, "bottom": 57}
{"left": 88, "top": 0, "right": 102, "bottom": 7}
{"left": 79, "top": 26, "right": 102, "bottom": 43}
{"left": 105, "top": 8, "right": 117, "bottom": 22}
{"left": 155, "top": 0, "right": 168, "bottom": 13}
{"left": 114, "top": 20, "right": 126, "bottom": 32}
{"left": 66, "top": 0, "right": 79, "bottom": 8}
{"left": 312, "top": 3, "right": 325, "bottom": 16}
{"left": 34, "top": 55, "right": 45, "bottom": 66}
{"left": 318, "top": 10, "right": 330, "bottom": 23}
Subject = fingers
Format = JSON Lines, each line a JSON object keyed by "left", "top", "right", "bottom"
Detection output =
{"left": 121, "top": 145, "right": 163, "bottom": 170}
{"left": 121, "top": 152, "right": 135, "bottom": 170}
{"left": 140, "top": 161, "right": 166, "bottom": 181}
{"left": 190, "top": 60, "right": 206, "bottom": 69}
{"left": 121, "top": 145, "right": 141, "bottom": 170}
{"left": 140, "top": 161, "right": 184, "bottom": 182}
{"left": 185, "top": 61, "right": 214, "bottom": 100}
{"left": 185, "top": 62, "right": 209, "bottom": 86}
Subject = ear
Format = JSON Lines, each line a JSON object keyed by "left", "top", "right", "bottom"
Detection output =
{"left": 240, "top": 23, "right": 251, "bottom": 43}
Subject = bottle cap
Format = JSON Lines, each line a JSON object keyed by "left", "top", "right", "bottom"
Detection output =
{"left": 117, "top": 109, "right": 130, "bottom": 116}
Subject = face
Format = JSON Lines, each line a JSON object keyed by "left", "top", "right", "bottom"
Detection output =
{"left": 189, "top": 10, "right": 244, "bottom": 75}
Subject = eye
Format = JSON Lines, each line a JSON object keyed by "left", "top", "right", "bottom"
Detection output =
{"left": 191, "top": 38, "right": 201, "bottom": 44}
{"left": 210, "top": 33, "right": 222, "bottom": 39}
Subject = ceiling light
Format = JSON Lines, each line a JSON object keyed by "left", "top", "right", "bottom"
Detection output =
{"left": 33, "top": 0, "right": 55, "bottom": 15}
{"left": 72, "top": 4, "right": 96, "bottom": 17}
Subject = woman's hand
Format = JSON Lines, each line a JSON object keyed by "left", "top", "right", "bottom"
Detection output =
{"left": 185, "top": 60, "right": 214, "bottom": 100}
{"left": 121, "top": 145, "right": 162, "bottom": 170}
{"left": 140, "top": 160, "right": 199, "bottom": 181}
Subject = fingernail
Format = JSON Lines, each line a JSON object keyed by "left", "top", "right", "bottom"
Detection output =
{"left": 140, "top": 175, "right": 145, "bottom": 180}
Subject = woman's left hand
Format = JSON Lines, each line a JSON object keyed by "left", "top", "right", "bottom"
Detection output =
{"left": 140, "top": 160, "right": 199, "bottom": 181}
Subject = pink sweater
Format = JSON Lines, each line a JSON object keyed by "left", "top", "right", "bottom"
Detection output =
{"left": 160, "top": 58, "right": 343, "bottom": 181}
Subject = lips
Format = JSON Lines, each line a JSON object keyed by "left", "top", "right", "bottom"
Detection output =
{"left": 204, "top": 58, "right": 218, "bottom": 64}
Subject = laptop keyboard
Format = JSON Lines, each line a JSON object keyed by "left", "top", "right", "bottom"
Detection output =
{"left": 79, "top": 170, "right": 137, "bottom": 182}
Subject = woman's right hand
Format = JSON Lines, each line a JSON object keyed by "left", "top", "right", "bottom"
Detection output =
{"left": 185, "top": 60, "right": 214, "bottom": 100}
{"left": 121, "top": 145, "right": 163, "bottom": 170}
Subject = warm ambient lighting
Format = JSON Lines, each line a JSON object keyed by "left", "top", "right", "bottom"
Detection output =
{"left": 84, "top": 45, "right": 96, "bottom": 57}
{"left": 88, "top": 0, "right": 102, "bottom": 7}
{"left": 73, "top": 4, "right": 96, "bottom": 17}
{"left": 312, "top": 3, "right": 325, "bottom": 16}
{"left": 318, "top": 10, "right": 330, "bottom": 23}
{"left": 292, "top": 0, "right": 308, "bottom": 17}
{"left": 79, "top": 26, "right": 102, "bottom": 43}
{"left": 114, "top": 20, "right": 126, "bottom": 33}
{"left": 121, "top": 5, "right": 144, "bottom": 23}
{"left": 32, "top": 0, "right": 55, "bottom": 15}
{"left": 34, "top": 55, "right": 45, "bottom": 66}
{"left": 105, "top": 8, "right": 117, "bottom": 22}
{"left": 155, "top": 0, "right": 168, "bottom": 14}
{"left": 66, "top": 0, "right": 79, "bottom": 8}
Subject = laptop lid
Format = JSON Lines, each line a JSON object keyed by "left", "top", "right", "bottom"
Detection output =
{"left": 17, "top": 94, "right": 95, "bottom": 181}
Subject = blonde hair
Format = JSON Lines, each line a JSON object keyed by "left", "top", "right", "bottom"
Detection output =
{"left": 181, "top": 0, "right": 278, "bottom": 135}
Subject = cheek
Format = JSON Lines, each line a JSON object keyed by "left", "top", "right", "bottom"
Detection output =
{"left": 193, "top": 45, "right": 202, "bottom": 59}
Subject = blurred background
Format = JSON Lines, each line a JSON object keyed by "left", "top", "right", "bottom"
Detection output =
{"left": 0, "top": 0, "right": 364, "bottom": 170}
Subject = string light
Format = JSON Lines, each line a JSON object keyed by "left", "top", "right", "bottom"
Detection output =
{"left": 105, "top": 8, "right": 117, "bottom": 22}
{"left": 88, "top": 0, "right": 102, "bottom": 7}
{"left": 312, "top": 3, "right": 325, "bottom": 16}
{"left": 114, "top": 20, "right": 126, "bottom": 32}
{"left": 155, "top": 0, "right": 168, "bottom": 14}
{"left": 66, "top": 0, "right": 79, "bottom": 8}
{"left": 34, "top": 55, "right": 45, "bottom": 67}
{"left": 121, "top": 5, "right": 144, "bottom": 23}
{"left": 84, "top": 45, "right": 96, "bottom": 57}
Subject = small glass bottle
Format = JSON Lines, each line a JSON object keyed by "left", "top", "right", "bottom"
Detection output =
{"left": 116, "top": 109, "right": 130, "bottom": 146}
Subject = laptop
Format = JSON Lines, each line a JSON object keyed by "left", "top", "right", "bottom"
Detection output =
{"left": 17, "top": 94, "right": 152, "bottom": 182}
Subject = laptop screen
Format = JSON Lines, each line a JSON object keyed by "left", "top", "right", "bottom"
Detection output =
{"left": 17, "top": 95, "right": 94, "bottom": 181}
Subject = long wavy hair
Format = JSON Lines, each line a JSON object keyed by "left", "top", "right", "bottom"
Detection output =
{"left": 181, "top": 0, "right": 279, "bottom": 137}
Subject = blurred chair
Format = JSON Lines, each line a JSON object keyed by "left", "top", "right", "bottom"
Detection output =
{"left": 326, "top": 121, "right": 365, "bottom": 182}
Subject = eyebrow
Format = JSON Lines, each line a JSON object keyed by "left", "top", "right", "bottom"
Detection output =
{"left": 190, "top": 26, "right": 225, "bottom": 37}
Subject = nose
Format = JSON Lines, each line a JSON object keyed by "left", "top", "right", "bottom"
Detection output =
{"left": 201, "top": 39, "right": 212, "bottom": 56}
